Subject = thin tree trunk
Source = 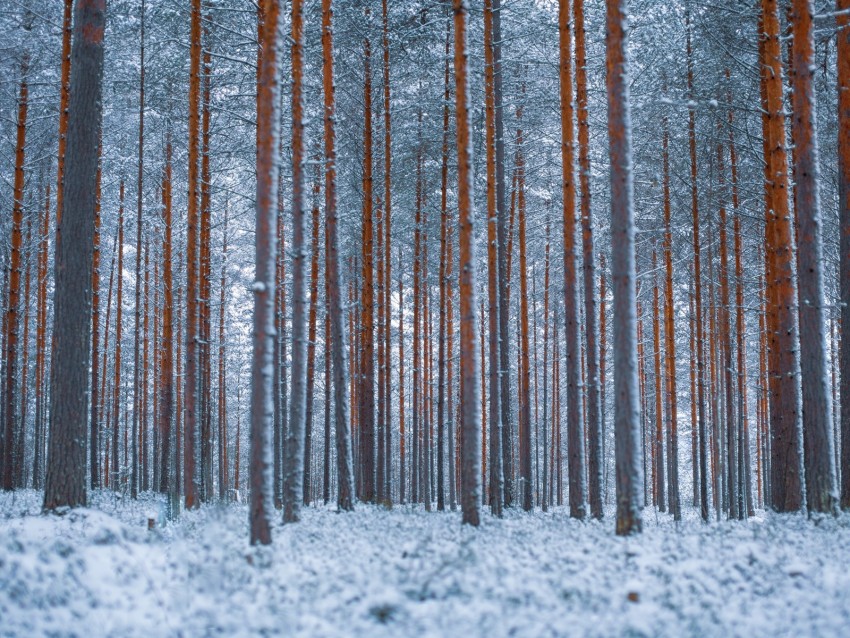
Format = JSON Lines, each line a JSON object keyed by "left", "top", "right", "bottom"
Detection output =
{"left": 33, "top": 183, "right": 51, "bottom": 489}
{"left": 686, "top": 14, "right": 709, "bottom": 521}
{"left": 660, "top": 90, "right": 680, "bottom": 519}
{"left": 453, "top": 0, "right": 481, "bottom": 527}
{"left": 283, "top": 0, "right": 309, "bottom": 524}
{"left": 113, "top": 184, "right": 125, "bottom": 490}
{"left": 250, "top": 0, "right": 282, "bottom": 544}
{"left": 141, "top": 240, "right": 151, "bottom": 492}
{"left": 482, "top": 0, "right": 504, "bottom": 517}
{"left": 199, "top": 8, "right": 214, "bottom": 503}
{"left": 559, "top": 0, "right": 587, "bottom": 519}
{"left": 574, "top": 0, "right": 602, "bottom": 520}
{"left": 304, "top": 168, "right": 321, "bottom": 505}
{"left": 516, "top": 103, "right": 533, "bottom": 511}
{"left": 838, "top": 0, "right": 850, "bottom": 510}
{"left": 184, "top": 0, "right": 202, "bottom": 510}
{"left": 218, "top": 206, "right": 229, "bottom": 500}
{"left": 160, "top": 134, "right": 175, "bottom": 498}
{"left": 606, "top": 0, "right": 642, "bottom": 536}
{"left": 398, "top": 255, "right": 406, "bottom": 504}
{"left": 89, "top": 143, "right": 103, "bottom": 489}
{"left": 54, "top": 0, "right": 73, "bottom": 244}
{"left": 359, "top": 10, "right": 376, "bottom": 504}
{"left": 131, "top": 0, "right": 146, "bottom": 500}
{"left": 3, "top": 57, "right": 28, "bottom": 491}
{"left": 652, "top": 250, "right": 665, "bottom": 512}
{"left": 542, "top": 221, "right": 550, "bottom": 512}
{"left": 718, "top": 142, "right": 739, "bottom": 519}
{"left": 381, "top": 0, "right": 393, "bottom": 504}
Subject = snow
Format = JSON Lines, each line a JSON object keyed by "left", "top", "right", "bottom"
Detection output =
{"left": 3, "top": 490, "right": 850, "bottom": 637}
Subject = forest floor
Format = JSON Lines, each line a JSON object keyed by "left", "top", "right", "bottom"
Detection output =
{"left": 2, "top": 490, "right": 849, "bottom": 637}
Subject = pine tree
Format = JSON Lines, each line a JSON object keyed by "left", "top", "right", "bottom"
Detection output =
{"left": 250, "top": 0, "right": 282, "bottom": 545}
{"left": 606, "top": 0, "right": 642, "bottom": 536}
{"left": 283, "top": 0, "right": 309, "bottom": 524}
{"left": 43, "top": 0, "right": 106, "bottom": 511}
{"left": 453, "top": 0, "right": 481, "bottom": 527}
{"left": 791, "top": 0, "right": 837, "bottom": 514}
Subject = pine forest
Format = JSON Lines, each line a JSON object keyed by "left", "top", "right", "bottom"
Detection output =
{"left": 1, "top": 0, "right": 850, "bottom": 635}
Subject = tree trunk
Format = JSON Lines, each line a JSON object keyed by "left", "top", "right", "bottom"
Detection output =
{"left": 661, "top": 98, "right": 680, "bottom": 519}
{"left": 160, "top": 134, "right": 175, "bottom": 497}
{"left": 199, "top": 9, "right": 214, "bottom": 503}
{"left": 54, "top": 0, "right": 73, "bottom": 243}
{"left": 33, "top": 183, "right": 51, "bottom": 489}
{"left": 453, "top": 0, "right": 481, "bottom": 527}
{"left": 791, "top": 0, "right": 837, "bottom": 513}
{"left": 89, "top": 144, "right": 103, "bottom": 489}
{"left": 3, "top": 57, "right": 29, "bottom": 491}
{"left": 717, "top": 142, "right": 739, "bottom": 519}
{"left": 559, "top": 0, "right": 587, "bottom": 519}
{"left": 838, "top": 0, "right": 850, "bottom": 510}
{"left": 483, "top": 0, "right": 504, "bottom": 517}
{"left": 574, "top": 0, "right": 602, "bottom": 520}
{"left": 283, "top": 0, "right": 308, "bottom": 524}
{"left": 112, "top": 184, "right": 125, "bottom": 490}
{"left": 250, "top": 0, "right": 282, "bottom": 544}
{"left": 218, "top": 206, "right": 229, "bottom": 500}
{"left": 43, "top": 0, "right": 106, "bottom": 510}
{"left": 304, "top": 168, "right": 321, "bottom": 505}
{"left": 516, "top": 102, "right": 533, "bottom": 511}
{"left": 184, "top": 0, "right": 202, "bottom": 510}
{"left": 686, "top": 14, "right": 709, "bottom": 521}
{"left": 606, "top": 0, "right": 642, "bottom": 536}
{"left": 358, "top": 10, "right": 376, "bottom": 504}
{"left": 652, "top": 251, "right": 665, "bottom": 511}
{"left": 131, "top": 0, "right": 146, "bottom": 500}
{"left": 381, "top": 0, "right": 393, "bottom": 504}
{"left": 761, "top": 0, "right": 804, "bottom": 512}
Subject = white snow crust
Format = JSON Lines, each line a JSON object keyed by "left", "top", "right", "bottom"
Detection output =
{"left": 2, "top": 490, "right": 850, "bottom": 637}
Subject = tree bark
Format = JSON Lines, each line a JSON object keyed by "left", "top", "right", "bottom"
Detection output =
{"left": 686, "top": 14, "right": 709, "bottom": 521}
{"left": 184, "top": 0, "right": 202, "bottom": 510}
{"left": 574, "top": 0, "right": 602, "bottom": 520}
{"left": 838, "top": 0, "right": 850, "bottom": 510}
{"left": 283, "top": 0, "right": 308, "bottom": 523}
{"left": 43, "top": 0, "right": 106, "bottom": 510}
{"left": 3, "top": 57, "right": 29, "bottom": 491}
{"left": 661, "top": 97, "right": 680, "bottom": 519}
{"left": 761, "top": 0, "right": 804, "bottom": 512}
{"left": 453, "top": 0, "right": 481, "bottom": 527}
{"left": 483, "top": 0, "right": 503, "bottom": 516}
{"left": 250, "top": 0, "right": 282, "bottom": 544}
{"left": 791, "top": 0, "right": 838, "bottom": 513}
{"left": 358, "top": 9, "right": 376, "bottom": 504}
{"left": 559, "top": 0, "right": 587, "bottom": 519}
{"left": 606, "top": 0, "right": 642, "bottom": 536}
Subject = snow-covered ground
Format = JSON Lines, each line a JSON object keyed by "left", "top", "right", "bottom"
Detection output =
{"left": 2, "top": 490, "right": 849, "bottom": 637}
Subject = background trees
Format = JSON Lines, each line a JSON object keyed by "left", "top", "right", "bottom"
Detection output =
{"left": 0, "top": 0, "right": 846, "bottom": 531}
